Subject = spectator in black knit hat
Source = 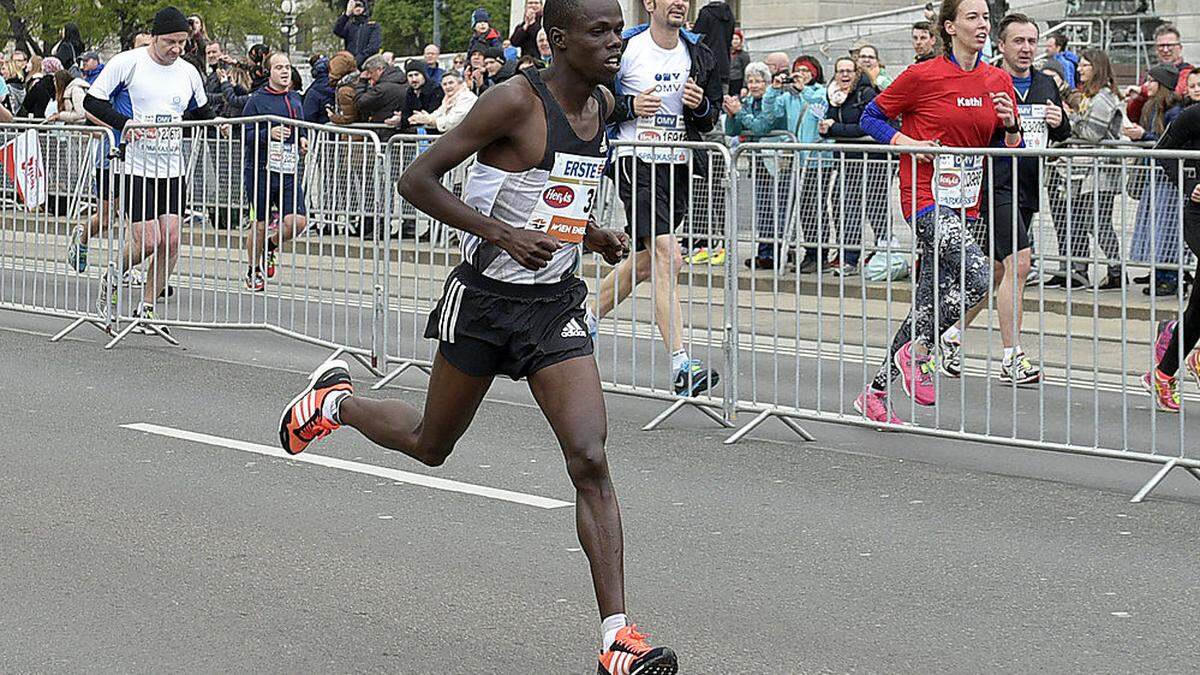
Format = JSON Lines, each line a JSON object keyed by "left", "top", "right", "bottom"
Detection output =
{"left": 387, "top": 58, "right": 444, "bottom": 133}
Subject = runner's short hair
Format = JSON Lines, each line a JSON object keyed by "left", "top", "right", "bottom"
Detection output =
{"left": 543, "top": 0, "right": 585, "bottom": 38}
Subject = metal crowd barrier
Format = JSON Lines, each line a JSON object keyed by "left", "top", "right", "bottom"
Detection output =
{"left": 7, "top": 119, "right": 1200, "bottom": 504}
{"left": 727, "top": 139, "right": 1200, "bottom": 503}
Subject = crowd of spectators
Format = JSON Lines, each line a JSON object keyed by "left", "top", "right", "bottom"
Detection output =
{"left": 6, "top": 2, "right": 1197, "bottom": 285}
{"left": 716, "top": 17, "right": 1196, "bottom": 292}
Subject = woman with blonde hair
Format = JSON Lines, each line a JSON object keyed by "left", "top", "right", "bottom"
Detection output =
{"left": 855, "top": 43, "right": 892, "bottom": 89}
{"left": 821, "top": 55, "right": 889, "bottom": 274}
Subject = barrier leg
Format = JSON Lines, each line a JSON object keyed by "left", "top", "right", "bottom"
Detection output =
{"left": 724, "top": 410, "right": 815, "bottom": 445}
{"left": 371, "top": 360, "right": 433, "bottom": 390}
{"left": 1130, "top": 458, "right": 1181, "bottom": 504}
{"left": 50, "top": 317, "right": 110, "bottom": 342}
{"left": 641, "top": 398, "right": 733, "bottom": 432}
{"left": 104, "top": 318, "right": 179, "bottom": 350}
{"left": 330, "top": 348, "right": 385, "bottom": 377}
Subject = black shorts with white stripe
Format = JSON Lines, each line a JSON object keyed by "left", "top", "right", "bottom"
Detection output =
{"left": 424, "top": 263, "right": 593, "bottom": 380}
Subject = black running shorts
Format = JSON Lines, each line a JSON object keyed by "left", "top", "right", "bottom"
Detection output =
{"left": 424, "top": 263, "right": 593, "bottom": 380}
{"left": 120, "top": 175, "right": 187, "bottom": 223}
{"left": 615, "top": 156, "right": 691, "bottom": 251}
{"left": 972, "top": 200, "right": 1033, "bottom": 262}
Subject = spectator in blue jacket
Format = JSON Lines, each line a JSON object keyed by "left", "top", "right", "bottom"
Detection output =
{"left": 725, "top": 62, "right": 789, "bottom": 268}
{"left": 334, "top": 0, "right": 382, "bottom": 68}
{"left": 1043, "top": 34, "right": 1077, "bottom": 88}
{"left": 79, "top": 51, "right": 103, "bottom": 84}
{"left": 242, "top": 53, "right": 309, "bottom": 293}
{"left": 303, "top": 55, "right": 334, "bottom": 124}
{"left": 422, "top": 44, "right": 444, "bottom": 86}
{"left": 766, "top": 55, "right": 833, "bottom": 273}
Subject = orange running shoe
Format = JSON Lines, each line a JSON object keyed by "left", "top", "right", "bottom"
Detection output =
{"left": 278, "top": 359, "right": 354, "bottom": 455}
{"left": 597, "top": 625, "right": 677, "bottom": 675}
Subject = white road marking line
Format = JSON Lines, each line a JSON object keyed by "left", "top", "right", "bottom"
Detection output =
{"left": 121, "top": 422, "right": 572, "bottom": 510}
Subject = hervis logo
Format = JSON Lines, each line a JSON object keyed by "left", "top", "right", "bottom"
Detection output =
{"left": 542, "top": 185, "right": 575, "bottom": 208}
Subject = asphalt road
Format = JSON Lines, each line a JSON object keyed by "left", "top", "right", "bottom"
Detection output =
{"left": 2, "top": 310, "right": 1200, "bottom": 673}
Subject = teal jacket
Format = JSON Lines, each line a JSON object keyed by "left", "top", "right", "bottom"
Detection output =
{"left": 764, "top": 83, "right": 827, "bottom": 143}
{"left": 724, "top": 93, "right": 784, "bottom": 138}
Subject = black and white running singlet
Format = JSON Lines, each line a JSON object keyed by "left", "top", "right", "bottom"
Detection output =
{"left": 459, "top": 67, "right": 610, "bottom": 284}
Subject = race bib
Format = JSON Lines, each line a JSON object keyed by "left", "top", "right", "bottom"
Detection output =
{"left": 131, "top": 113, "right": 182, "bottom": 155}
{"left": 932, "top": 154, "right": 984, "bottom": 209}
{"left": 634, "top": 113, "right": 689, "bottom": 164}
{"left": 267, "top": 138, "right": 299, "bottom": 174}
{"left": 526, "top": 153, "right": 606, "bottom": 244}
{"left": 1018, "top": 104, "right": 1048, "bottom": 150}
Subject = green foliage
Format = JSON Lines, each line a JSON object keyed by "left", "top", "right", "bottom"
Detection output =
{"left": 371, "top": 0, "right": 511, "bottom": 56}
{"left": 4, "top": 0, "right": 275, "bottom": 53}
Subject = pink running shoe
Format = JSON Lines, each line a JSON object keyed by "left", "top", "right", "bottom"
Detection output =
{"left": 854, "top": 388, "right": 905, "bottom": 426}
{"left": 1154, "top": 319, "right": 1178, "bottom": 365}
{"left": 1141, "top": 370, "right": 1180, "bottom": 413}
{"left": 894, "top": 341, "right": 937, "bottom": 406}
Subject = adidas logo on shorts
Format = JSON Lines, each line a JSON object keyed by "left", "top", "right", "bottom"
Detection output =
{"left": 561, "top": 318, "right": 588, "bottom": 339}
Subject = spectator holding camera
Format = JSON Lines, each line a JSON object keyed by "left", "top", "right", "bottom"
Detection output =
{"left": 183, "top": 14, "right": 209, "bottom": 74}
{"left": 335, "top": 0, "right": 382, "bottom": 68}
{"left": 770, "top": 55, "right": 832, "bottom": 273}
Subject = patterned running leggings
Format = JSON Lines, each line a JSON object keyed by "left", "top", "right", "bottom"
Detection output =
{"left": 871, "top": 206, "right": 992, "bottom": 391}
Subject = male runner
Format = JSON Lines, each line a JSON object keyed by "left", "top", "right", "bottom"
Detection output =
{"left": 84, "top": 7, "right": 215, "bottom": 327}
{"left": 593, "top": 0, "right": 724, "bottom": 397}
{"left": 947, "top": 13, "right": 1070, "bottom": 385}
{"left": 241, "top": 52, "right": 309, "bottom": 292}
{"left": 278, "top": 0, "right": 679, "bottom": 671}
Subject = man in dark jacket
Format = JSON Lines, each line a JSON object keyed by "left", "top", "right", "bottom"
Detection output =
{"left": 960, "top": 13, "right": 1072, "bottom": 385}
{"left": 508, "top": 0, "right": 542, "bottom": 57}
{"left": 334, "top": 0, "right": 382, "bottom": 68}
{"left": 241, "top": 53, "right": 310, "bottom": 293}
{"left": 467, "top": 8, "right": 503, "bottom": 55}
{"left": 355, "top": 55, "right": 408, "bottom": 125}
{"left": 392, "top": 59, "right": 444, "bottom": 132}
{"left": 303, "top": 55, "right": 334, "bottom": 123}
{"left": 597, "top": 0, "right": 724, "bottom": 399}
{"left": 692, "top": 0, "right": 734, "bottom": 91}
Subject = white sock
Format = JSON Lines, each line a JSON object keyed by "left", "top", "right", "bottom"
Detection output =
{"left": 322, "top": 390, "right": 350, "bottom": 424}
{"left": 601, "top": 613, "right": 628, "bottom": 651}
{"left": 1003, "top": 346, "right": 1016, "bottom": 364}
{"left": 671, "top": 349, "right": 689, "bottom": 373}
{"left": 942, "top": 326, "right": 960, "bottom": 343}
